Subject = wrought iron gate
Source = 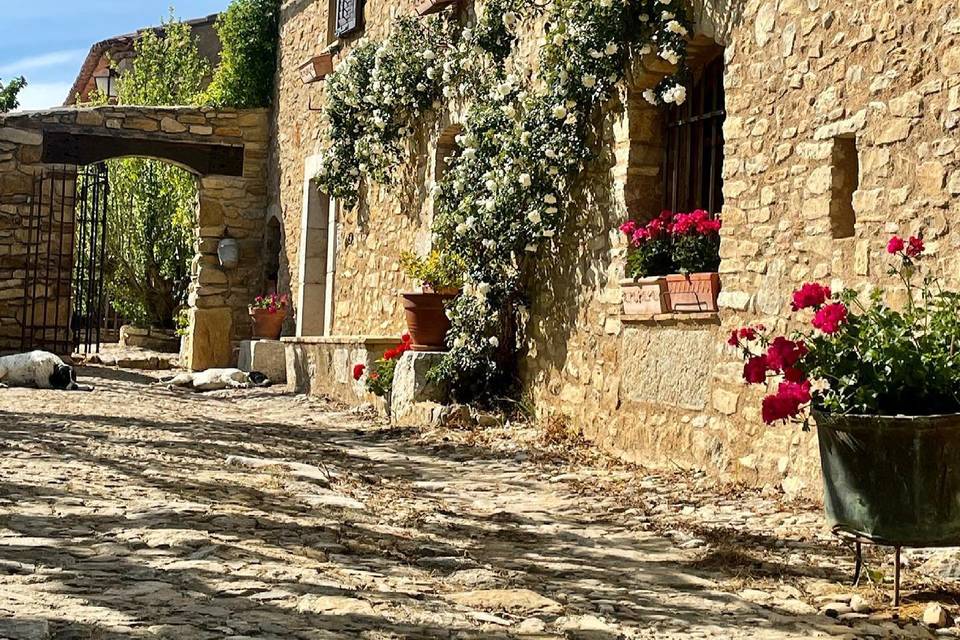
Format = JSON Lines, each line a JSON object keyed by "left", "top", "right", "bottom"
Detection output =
{"left": 20, "top": 163, "right": 109, "bottom": 355}
{"left": 72, "top": 163, "right": 110, "bottom": 355}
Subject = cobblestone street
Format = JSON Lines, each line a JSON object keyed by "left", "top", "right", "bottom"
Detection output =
{"left": 0, "top": 367, "right": 952, "bottom": 639}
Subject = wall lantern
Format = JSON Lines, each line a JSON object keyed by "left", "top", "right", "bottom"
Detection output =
{"left": 416, "top": 0, "right": 460, "bottom": 16}
{"left": 217, "top": 237, "right": 240, "bottom": 269}
{"left": 93, "top": 68, "right": 119, "bottom": 100}
{"left": 299, "top": 54, "right": 335, "bottom": 85}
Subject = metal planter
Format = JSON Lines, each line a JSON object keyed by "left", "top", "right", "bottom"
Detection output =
{"left": 815, "top": 410, "right": 960, "bottom": 547}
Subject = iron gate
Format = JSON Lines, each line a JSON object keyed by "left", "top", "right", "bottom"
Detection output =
{"left": 20, "top": 163, "right": 109, "bottom": 355}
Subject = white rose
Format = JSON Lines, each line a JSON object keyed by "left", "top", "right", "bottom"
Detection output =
{"left": 582, "top": 74, "right": 597, "bottom": 88}
{"left": 485, "top": 199, "right": 496, "bottom": 211}
{"left": 544, "top": 194, "right": 558, "bottom": 205}
{"left": 477, "top": 282, "right": 491, "bottom": 296}
{"left": 527, "top": 211, "right": 542, "bottom": 224}
{"left": 642, "top": 89, "right": 658, "bottom": 105}
{"left": 465, "top": 216, "right": 476, "bottom": 228}
{"left": 519, "top": 173, "right": 532, "bottom": 188}
{"left": 423, "top": 50, "right": 436, "bottom": 60}
{"left": 485, "top": 179, "right": 497, "bottom": 192}
{"left": 503, "top": 11, "right": 517, "bottom": 28}
{"left": 552, "top": 104, "right": 567, "bottom": 119}
{"left": 521, "top": 131, "right": 532, "bottom": 145}
{"left": 542, "top": 229, "right": 556, "bottom": 238}
{"left": 488, "top": 336, "right": 500, "bottom": 348}
{"left": 545, "top": 206, "right": 558, "bottom": 214}
{"left": 463, "top": 148, "right": 477, "bottom": 161}
{"left": 605, "top": 43, "right": 619, "bottom": 55}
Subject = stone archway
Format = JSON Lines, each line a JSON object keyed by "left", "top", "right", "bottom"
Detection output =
{"left": 0, "top": 105, "right": 270, "bottom": 370}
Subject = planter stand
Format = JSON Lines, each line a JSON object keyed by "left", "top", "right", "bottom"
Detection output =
{"left": 836, "top": 530, "right": 903, "bottom": 608}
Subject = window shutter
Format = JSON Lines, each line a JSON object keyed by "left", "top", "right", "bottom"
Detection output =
{"left": 334, "top": 0, "right": 363, "bottom": 38}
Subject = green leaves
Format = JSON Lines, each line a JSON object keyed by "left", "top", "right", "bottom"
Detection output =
{"left": 205, "top": 0, "right": 280, "bottom": 109}
{"left": 0, "top": 76, "right": 26, "bottom": 113}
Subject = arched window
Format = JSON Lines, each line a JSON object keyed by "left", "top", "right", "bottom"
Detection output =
{"left": 662, "top": 54, "right": 726, "bottom": 214}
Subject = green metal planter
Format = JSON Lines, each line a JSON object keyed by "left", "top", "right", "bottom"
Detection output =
{"left": 815, "top": 410, "right": 960, "bottom": 547}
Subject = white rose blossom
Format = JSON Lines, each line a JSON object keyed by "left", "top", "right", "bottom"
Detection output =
{"left": 519, "top": 173, "right": 532, "bottom": 188}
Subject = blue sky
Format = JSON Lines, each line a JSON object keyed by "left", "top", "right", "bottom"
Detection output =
{"left": 0, "top": 1, "right": 228, "bottom": 111}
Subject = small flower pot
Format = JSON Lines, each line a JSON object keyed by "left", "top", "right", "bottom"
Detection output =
{"left": 621, "top": 277, "right": 669, "bottom": 315}
{"left": 665, "top": 272, "right": 721, "bottom": 312}
{"left": 401, "top": 292, "right": 456, "bottom": 352}
{"left": 249, "top": 308, "right": 287, "bottom": 340}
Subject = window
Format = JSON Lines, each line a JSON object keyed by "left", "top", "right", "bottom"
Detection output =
{"left": 662, "top": 54, "right": 726, "bottom": 215}
{"left": 330, "top": 0, "right": 364, "bottom": 41}
{"left": 829, "top": 136, "right": 858, "bottom": 239}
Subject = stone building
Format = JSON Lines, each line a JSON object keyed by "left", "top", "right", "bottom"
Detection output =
{"left": 271, "top": 0, "right": 960, "bottom": 495}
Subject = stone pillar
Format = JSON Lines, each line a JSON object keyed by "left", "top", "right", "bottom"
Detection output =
{"left": 391, "top": 351, "right": 449, "bottom": 426}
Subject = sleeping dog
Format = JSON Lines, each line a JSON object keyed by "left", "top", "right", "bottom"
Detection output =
{"left": 0, "top": 351, "right": 92, "bottom": 391}
{"left": 161, "top": 368, "right": 271, "bottom": 392}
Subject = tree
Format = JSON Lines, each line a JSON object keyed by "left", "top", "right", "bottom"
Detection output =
{"left": 205, "top": 0, "right": 280, "bottom": 108}
{"left": 100, "top": 13, "right": 210, "bottom": 328}
{"left": 0, "top": 77, "right": 26, "bottom": 112}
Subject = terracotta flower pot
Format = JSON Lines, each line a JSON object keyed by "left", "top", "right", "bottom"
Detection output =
{"left": 401, "top": 292, "right": 456, "bottom": 351}
{"left": 621, "top": 277, "right": 669, "bottom": 315}
{"left": 249, "top": 308, "right": 287, "bottom": 340}
{"left": 665, "top": 273, "right": 721, "bottom": 312}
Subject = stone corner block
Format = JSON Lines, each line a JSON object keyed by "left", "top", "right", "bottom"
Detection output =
{"left": 238, "top": 339, "right": 288, "bottom": 383}
{"left": 182, "top": 307, "right": 234, "bottom": 371}
{"left": 391, "top": 351, "right": 450, "bottom": 425}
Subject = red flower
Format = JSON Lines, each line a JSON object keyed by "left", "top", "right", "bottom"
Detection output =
{"left": 742, "top": 355, "right": 769, "bottom": 384}
{"left": 887, "top": 236, "right": 905, "bottom": 254}
{"left": 761, "top": 381, "right": 811, "bottom": 424}
{"left": 370, "top": 372, "right": 380, "bottom": 380}
{"left": 906, "top": 236, "right": 924, "bottom": 258}
{"left": 619, "top": 221, "right": 638, "bottom": 237}
{"left": 783, "top": 367, "right": 806, "bottom": 383}
{"left": 353, "top": 363, "right": 365, "bottom": 381}
{"left": 791, "top": 283, "right": 831, "bottom": 311}
{"left": 401, "top": 333, "right": 412, "bottom": 344}
{"left": 812, "top": 302, "right": 848, "bottom": 334}
{"left": 727, "top": 326, "right": 759, "bottom": 347}
{"left": 765, "top": 337, "right": 808, "bottom": 372}
{"left": 384, "top": 348, "right": 399, "bottom": 360}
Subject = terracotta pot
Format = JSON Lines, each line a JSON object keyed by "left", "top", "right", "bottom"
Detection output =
{"left": 621, "top": 277, "right": 669, "bottom": 315}
{"left": 665, "top": 273, "right": 721, "bottom": 312}
{"left": 402, "top": 292, "right": 456, "bottom": 351}
{"left": 249, "top": 308, "right": 287, "bottom": 340}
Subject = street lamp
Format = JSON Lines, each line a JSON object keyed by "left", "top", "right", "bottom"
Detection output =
{"left": 93, "top": 68, "right": 119, "bottom": 101}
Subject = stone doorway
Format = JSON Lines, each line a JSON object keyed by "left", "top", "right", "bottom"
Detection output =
{"left": 0, "top": 106, "right": 269, "bottom": 369}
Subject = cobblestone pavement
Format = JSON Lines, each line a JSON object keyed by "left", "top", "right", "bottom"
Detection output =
{"left": 0, "top": 367, "right": 954, "bottom": 639}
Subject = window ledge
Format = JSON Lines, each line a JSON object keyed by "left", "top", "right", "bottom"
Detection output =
{"left": 621, "top": 311, "right": 720, "bottom": 325}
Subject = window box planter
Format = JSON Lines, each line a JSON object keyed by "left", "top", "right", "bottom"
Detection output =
{"left": 665, "top": 272, "right": 721, "bottom": 312}
{"left": 401, "top": 290, "right": 457, "bottom": 352}
{"left": 416, "top": 0, "right": 460, "bottom": 16}
{"left": 299, "top": 54, "right": 334, "bottom": 84}
{"left": 815, "top": 411, "right": 960, "bottom": 547}
{"left": 620, "top": 277, "right": 669, "bottom": 315}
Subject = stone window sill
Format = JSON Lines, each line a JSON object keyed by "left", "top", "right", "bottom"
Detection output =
{"left": 621, "top": 312, "right": 721, "bottom": 325}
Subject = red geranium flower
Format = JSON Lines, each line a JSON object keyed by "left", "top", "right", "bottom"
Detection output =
{"left": 352, "top": 363, "right": 365, "bottom": 381}
{"left": 761, "top": 381, "right": 811, "bottom": 424}
{"left": 887, "top": 236, "right": 905, "bottom": 254}
{"left": 765, "top": 337, "right": 808, "bottom": 372}
{"left": 812, "top": 302, "right": 848, "bottom": 334}
{"left": 907, "top": 236, "right": 924, "bottom": 258}
{"left": 727, "top": 326, "right": 759, "bottom": 347}
{"left": 791, "top": 282, "right": 831, "bottom": 311}
{"left": 742, "top": 355, "right": 769, "bottom": 384}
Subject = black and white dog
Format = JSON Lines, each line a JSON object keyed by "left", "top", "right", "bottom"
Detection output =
{"left": 161, "top": 368, "right": 271, "bottom": 392}
{"left": 0, "top": 351, "right": 92, "bottom": 391}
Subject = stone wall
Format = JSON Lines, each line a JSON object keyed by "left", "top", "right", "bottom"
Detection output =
{"left": 270, "top": 0, "right": 960, "bottom": 496}
{"left": 0, "top": 106, "right": 270, "bottom": 369}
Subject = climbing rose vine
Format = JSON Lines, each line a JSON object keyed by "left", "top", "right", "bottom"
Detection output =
{"left": 315, "top": 0, "right": 694, "bottom": 400}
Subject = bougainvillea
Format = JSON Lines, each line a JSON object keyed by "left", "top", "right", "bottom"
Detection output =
{"left": 315, "top": 0, "right": 695, "bottom": 400}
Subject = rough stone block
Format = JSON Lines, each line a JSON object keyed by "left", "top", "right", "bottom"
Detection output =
{"left": 391, "top": 351, "right": 450, "bottom": 426}
{"left": 182, "top": 307, "right": 233, "bottom": 371}
{"left": 238, "top": 339, "right": 288, "bottom": 383}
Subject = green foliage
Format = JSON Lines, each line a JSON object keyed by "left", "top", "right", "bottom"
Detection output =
{"left": 672, "top": 232, "right": 721, "bottom": 273}
{"left": 625, "top": 237, "right": 672, "bottom": 279}
{"left": 806, "top": 280, "right": 960, "bottom": 416}
{"left": 400, "top": 251, "right": 465, "bottom": 291}
{"left": 0, "top": 76, "right": 26, "bottom": 112}
{"left": 205, "top": 0, "right": 280, "bottom": 108}
{"left": 99, "top": 12, "right": 208, "bottom": 328}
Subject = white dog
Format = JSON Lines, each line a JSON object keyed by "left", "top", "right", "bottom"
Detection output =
{"left": 0, "top": 351, "right": 92, "bottom": 391}
{"left": 161, "top": 368, "right": 271, "bottom": 392}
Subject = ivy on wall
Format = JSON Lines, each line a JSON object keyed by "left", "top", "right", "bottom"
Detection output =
{"left": 314, "top": 0, "right": 693, "bottom": 400}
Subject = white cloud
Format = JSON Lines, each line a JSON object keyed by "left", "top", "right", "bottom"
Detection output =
{"left": 14, "top": 81, "right": 73, "bottom": 111}
{"left": 0, "top": 49, "right": 86, "bottom": 76}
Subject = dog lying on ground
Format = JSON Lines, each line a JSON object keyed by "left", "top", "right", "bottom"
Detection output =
{"left": 0, "top": 351, "right": 93, "bottom": 391}
{"left": 161, "top": 368, "right": 271, "bottom": 392}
